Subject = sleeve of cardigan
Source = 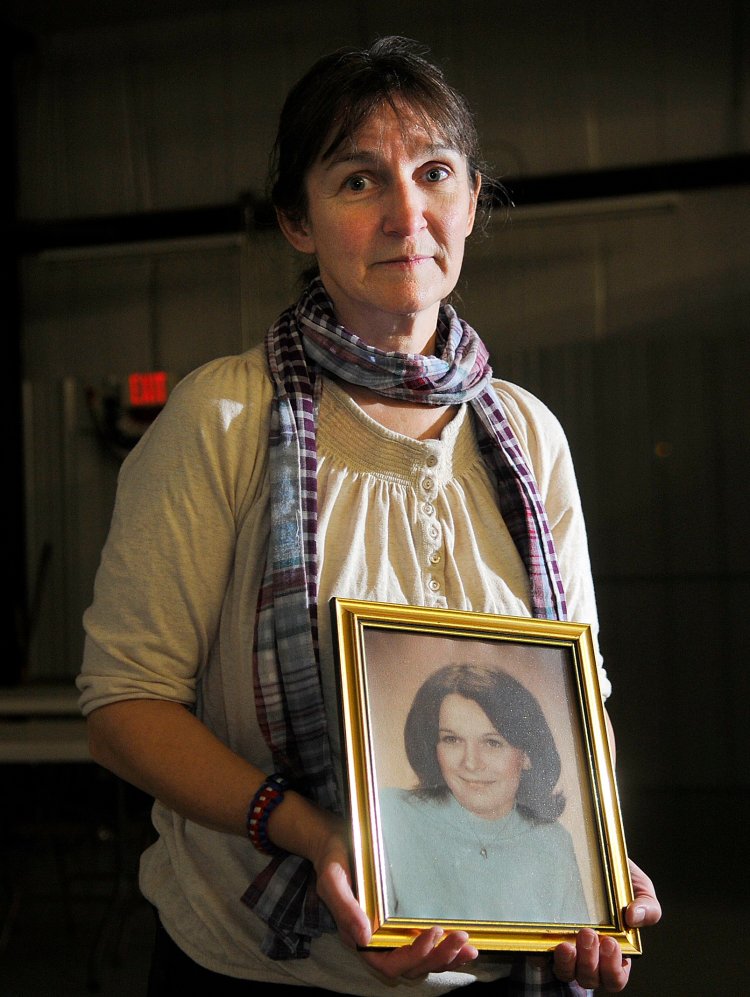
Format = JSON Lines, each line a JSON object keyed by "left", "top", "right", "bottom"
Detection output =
{"left": 77, "top": 348, "right": 272, "bottom": 715}
{"left": 493, "top": 379, "right": 611, "bottom": 700}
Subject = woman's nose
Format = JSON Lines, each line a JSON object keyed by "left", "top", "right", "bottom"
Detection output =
{"left": 462, "top": 741, "right": 482, "bottom": 771}
{"left": 382, "top": 181, "right": 427, "bottom": 237}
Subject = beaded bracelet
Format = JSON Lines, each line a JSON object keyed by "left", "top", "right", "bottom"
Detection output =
{"left": 246, "top": 773, "right": 290, "bottom": 855}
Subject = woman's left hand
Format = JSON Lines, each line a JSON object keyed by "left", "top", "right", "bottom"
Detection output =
{"left": 553, "top": 859, "right": 661, "bottom": 992}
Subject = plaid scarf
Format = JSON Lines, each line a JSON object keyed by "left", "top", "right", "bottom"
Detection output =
{"left": 242, "top": 278, "right": 568, "bottom": 966}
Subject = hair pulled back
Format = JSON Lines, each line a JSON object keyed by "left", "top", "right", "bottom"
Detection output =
{"left": 269, "top": 35, "right": 490, "bottom": 225}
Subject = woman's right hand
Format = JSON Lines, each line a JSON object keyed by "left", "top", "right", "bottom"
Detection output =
{"left": 88, "top": 700, "right": 477, "bottom": 978}
{"left": 309, "top": 816, "right": 479, "bottom": 978}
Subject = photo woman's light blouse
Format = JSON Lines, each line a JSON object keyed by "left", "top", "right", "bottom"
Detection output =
{"left": 379, "top": 788, "right": 590, "bottom": 924}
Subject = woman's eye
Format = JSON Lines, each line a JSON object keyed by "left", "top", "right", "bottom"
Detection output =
{"left": 485, "top": 738, "right": 505, "bottom": 750}
{"left": 343, "top": 175, "right": 369, "bottom": 192}
{"left": 425, "top": 166, "right": 450, "bottom": 183}
{"left": 439, "top": 734, "right": 458, "bottom": 745}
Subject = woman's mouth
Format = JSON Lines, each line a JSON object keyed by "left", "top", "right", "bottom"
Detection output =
{"left": 377, "top": 255, "right": 432, "bottom": 267}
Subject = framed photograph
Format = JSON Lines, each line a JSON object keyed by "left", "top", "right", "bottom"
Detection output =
{"left": 330, "top": 597, "right": 641, "bottom": 955}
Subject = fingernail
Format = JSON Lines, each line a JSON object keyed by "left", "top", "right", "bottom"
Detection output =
{"left": 630, "top": 905, "right": 646, "bottom": 925}
{"left": 601, "top": 937, "right": 617, "bottom": 956}
{"left": 580, "top": 932, "right": 594, "bottom": 951}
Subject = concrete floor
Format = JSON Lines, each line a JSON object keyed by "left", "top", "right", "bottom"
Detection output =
{"left": 0, "top": 768, "right": 744, "bottom": 996}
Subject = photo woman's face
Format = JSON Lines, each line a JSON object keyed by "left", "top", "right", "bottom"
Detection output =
{"left": 436, "top": 693, "right": 529, "bottom": 821}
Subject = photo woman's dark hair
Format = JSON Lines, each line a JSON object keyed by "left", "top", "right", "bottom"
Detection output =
{"left": 269, "top": 35, "right": 493, "bottom": 227}
{"left": 404, "top": 664, "right": 565, "bottom": 823}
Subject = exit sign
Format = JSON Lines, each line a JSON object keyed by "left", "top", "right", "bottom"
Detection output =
{"left": 128, "top": 371, "right": 169, "bottom": 408}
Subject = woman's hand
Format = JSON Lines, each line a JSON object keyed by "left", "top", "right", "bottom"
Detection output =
{"left": 553, "top": 860, "right": 661, "bottom": 992}
{"left": 306, "top": 814, "right": 371, "bottom": 951}
{"left": 362, "top": 926, "right": 479, "bottom": 980}
{"left": 310, "top": 818, "right": 478, "bottom": 979}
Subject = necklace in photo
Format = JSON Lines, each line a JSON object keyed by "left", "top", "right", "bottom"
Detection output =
{"left": 448, "top": 801, "right": 516, "bottom": 858}
{"left": 469, "top": 821, "right": 509, "bottom": 859}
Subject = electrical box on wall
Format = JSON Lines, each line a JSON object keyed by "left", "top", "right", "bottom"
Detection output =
{"left": 86, "top": 370, "right": 176, "bottom": 462}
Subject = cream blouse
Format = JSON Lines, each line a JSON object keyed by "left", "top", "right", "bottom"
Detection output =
{"left": 78, "top": 344, "right": 608, "bottom": 993}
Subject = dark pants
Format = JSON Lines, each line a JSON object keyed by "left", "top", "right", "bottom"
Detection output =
{"left": 147, "top": 917, "right": 582, "bottom": 996}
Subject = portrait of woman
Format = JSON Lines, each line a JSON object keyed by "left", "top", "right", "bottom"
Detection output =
{"left": 379, "top": 664, "right": 589, "bottom": 924}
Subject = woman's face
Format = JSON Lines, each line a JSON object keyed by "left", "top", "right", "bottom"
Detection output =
{"left": 436, "top": 693, "right": 528, "bottom": 820}
{"left": 278, "top": 100, "right": 480, "bottom": 352}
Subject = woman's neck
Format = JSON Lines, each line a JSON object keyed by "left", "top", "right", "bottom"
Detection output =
{"left": 325, "top": 288, "right": 442, "bottom": 357}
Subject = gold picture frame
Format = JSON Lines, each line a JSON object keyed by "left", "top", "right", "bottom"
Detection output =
{"left": 330, "top": 597, "right": 641, "bottom": 956}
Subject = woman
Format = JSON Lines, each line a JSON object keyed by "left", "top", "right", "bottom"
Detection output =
{"left": 77, "top": 35, "right": 659, "bottom": 995}
{"left": 380, "top": 665, "right": 589, "bottom": 923}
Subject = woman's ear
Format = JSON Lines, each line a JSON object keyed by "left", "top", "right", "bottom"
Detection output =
{"left": 521, "top": 753, "right": 531, "bottom": 771}
{"left": 276, "top": 208, "right": 316, "bottom": 255}
{"left": 465, "top": 172, "right": 483, "bottom": 237}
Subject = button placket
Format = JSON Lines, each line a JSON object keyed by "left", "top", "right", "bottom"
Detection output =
{"left": 420, "top": 452, "right": 443, "bottom": 599}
